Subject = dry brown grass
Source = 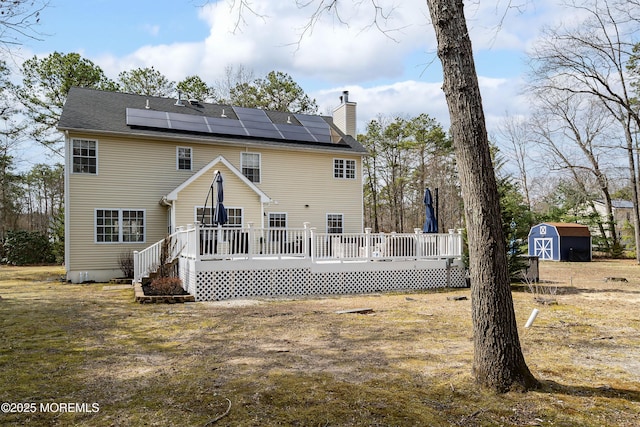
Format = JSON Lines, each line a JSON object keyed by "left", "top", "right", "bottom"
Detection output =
{"left": 1, "top": 260, "right": 639, "bottom": 426}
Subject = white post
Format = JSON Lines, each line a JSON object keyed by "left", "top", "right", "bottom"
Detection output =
{"left": 194, "top": 222, "right": 201, "bottom": 261}
{"left": 310, "top": 227, "right": 317, "bottom": 262}
{"left": 365, "top": 227, "right": 372, "bottom": 260}
{"left": 525, "top": 308, "right": 539, "bottom": 328}
{"left": 303, "top": 222, "right": 310, "bottom": 259}
{"left": 448, "top": 229, "right": 455, "bottom": 257}
{"left": 414, "top": 228, "right": 422, "bottom": 259}
{"left": 247, "top": 222, "right": 254, "bottom": 260}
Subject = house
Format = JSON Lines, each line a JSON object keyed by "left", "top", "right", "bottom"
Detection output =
{"left": 58, "top": 87, "right": 367, "bottom": 283}
{"left": 528, "top": 222, "right": 592, "bottom": 262}
{"left": 592, "top": 199, "right": 634, "bottom": 226}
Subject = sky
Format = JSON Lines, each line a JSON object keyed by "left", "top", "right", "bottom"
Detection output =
{"left": 11, "top": 0, "right": 570, "bottom": 167}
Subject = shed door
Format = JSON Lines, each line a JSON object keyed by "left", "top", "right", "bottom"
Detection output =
{"left": 534, "top": 238, "right": 553, "bottom": 260}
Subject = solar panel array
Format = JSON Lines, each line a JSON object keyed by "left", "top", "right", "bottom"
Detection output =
{"left": 126, "top": 107, "right": 334, "bottom": 144}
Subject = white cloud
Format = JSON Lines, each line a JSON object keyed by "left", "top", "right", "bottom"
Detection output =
{"left": 99, "top": 0, "right": 435, "bottom": 85}
{"left": 313, "top": 80, "right": 446, "bottom": 134}
{"left": 310, "top": 74, "right": 529, "bottom": 138}
{"left": 78, "top": 1, "right": 561, "bottom": 136}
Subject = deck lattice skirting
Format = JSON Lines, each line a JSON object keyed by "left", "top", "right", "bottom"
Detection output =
{"left": 180, "top": 258, "right": 466, "bottom": 301}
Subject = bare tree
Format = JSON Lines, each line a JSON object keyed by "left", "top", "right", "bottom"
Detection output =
{"left": 527, "top": 0, "right": 640, "bottom": 262}
{"left": 529, "top": 91, "right": 620, "bottom": 252}
{"left": 495, "top": 114, "right": 534, "bottom": 210}
{"left": 213, "top": 64, "right": 255, "bottom": 105}
{"left": 0, "top": 0, "right": 48, "bottom": 52}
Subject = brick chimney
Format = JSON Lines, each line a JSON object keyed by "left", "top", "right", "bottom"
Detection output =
{"left": 332, "top": 90, "right": 357, "bottom": 137}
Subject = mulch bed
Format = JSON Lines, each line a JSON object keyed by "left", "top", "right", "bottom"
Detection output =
{"left": 141, "top": 284, "right": 190, "bottom": 296}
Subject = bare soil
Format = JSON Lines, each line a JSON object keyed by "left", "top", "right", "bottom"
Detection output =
{"left": 1, "top": 260, "right": 639, "bottom": 426}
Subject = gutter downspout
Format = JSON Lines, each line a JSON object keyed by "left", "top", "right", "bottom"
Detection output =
{"left": 159, "top": 196, "right": 175, "bottom": 234}
{"left": 63, "top": 131, "right": 71, "bottom": 282}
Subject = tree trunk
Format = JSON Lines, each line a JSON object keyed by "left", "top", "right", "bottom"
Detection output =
{"left": 425, "top": 0, "right": 538, "bottom": 391}
{"left": 623, "top": 113, "right": 640, "bottom": 263}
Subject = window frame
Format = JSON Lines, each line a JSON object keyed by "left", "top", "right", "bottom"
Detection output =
{"left": 176, "top": 146, "right": 193, "bottom": 171}
{"left": 95, "top": 208, "right": 145, "bottom": 244}
{"left": 268, "top": 212, "right": 288, "bottom": 244}
{"left": 195, "top": 206, "right": 243, "bottom": 227}
{"left": 71, "top": 138, "right": 98, "bottom": 175}
{"left": 241, "top": 152, "right": 261, "bottom": 183}
{"left": 326, "top": 213, "right": 344, "bottom": 234}
{"left": 333, "top": 158, "right": 356, "bottom": 180}
{"left": 268, "top": 212, "right": 287, "bottom": 229}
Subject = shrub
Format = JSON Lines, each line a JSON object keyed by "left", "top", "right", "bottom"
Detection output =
{"left": 157, "top": 235, "right": 178, "bottom": 278}
{"left": 118, "top": 251, "right": 135, "bottom": 278}
{"left": 149, "top": 277, "right": 184, "bottom": 295}
{"left": 2, "top": 230, "right": 56, "bottom": 265}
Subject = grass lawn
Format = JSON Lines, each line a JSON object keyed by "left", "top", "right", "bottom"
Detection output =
{"left": 1, "top": 261, "right": 639, "bottom": 426}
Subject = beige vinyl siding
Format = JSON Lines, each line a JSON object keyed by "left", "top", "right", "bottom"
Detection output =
{"left": 172, "top": 146, "right": 362, "bottom": 232}
{"left": 257, "top": 150, "right": 362, "bottom": 233}
{"left": 67, "top": 134, "right": 190, "bottom": 273}
{"left": 172, "top": 163, "right": 264, "bottom": 228}
{"left": 67, "top": 132, "right": 364, "bottom": 275}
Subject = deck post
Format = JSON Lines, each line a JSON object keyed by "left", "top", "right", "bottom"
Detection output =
{"left": 365, "top": 227, "right": 372, "bottom": 261}
{"left": 414, "top": 228, "right": 422, "bottom": 259}
{"left": 448, "top": 229, "right": 456, "bottom": 257}
{"left": 310, "top": 227, "right": 317, "bottom": 262}
{"left": 247, "top": 222, "right": 254, "bottom": 260}
{"left": 195, "top": 222, "right": 202, "bottom": 261}
{"left": 303, "top": 222, "right": 310, "bottom": 259}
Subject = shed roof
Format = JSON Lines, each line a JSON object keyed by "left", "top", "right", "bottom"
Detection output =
{"left": 58, "top": 87, "right": 368, "bottom": 155}
{"left": 544, "top": 222, "right": 591, "bottom": 237}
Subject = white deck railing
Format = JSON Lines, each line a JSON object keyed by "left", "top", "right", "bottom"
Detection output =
{"left": 133, "top": 227, "right": 195, "bottom": 282}
{"left": 134, "top": 223, "right": 463, "bottom": 282}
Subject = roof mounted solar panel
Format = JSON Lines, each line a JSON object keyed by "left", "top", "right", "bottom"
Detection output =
{"left": 275, "top": 123, "right": 317, "bottom": 142}
{"left": 126, "top": 106, "right": 336, "bottom": 144}
{"left": 205, "top": 116, "right": 248, "bottom": 137}
{"left": 295, "top": 114, "right": 329, "bottom": 129}
{"left": 167, "top": 112, "right": 209, "bottom": 133}
{"left": 233, "top": 107, "right": 271, "bottom": 120}
{"left": 234, "top": 106, "right": 284, "bottom": 139}
{"left": 295, "top": 114, "right": 332, "bottom": 143}
{"left": 126, "top": 108, "right": 170, "bottom": 129}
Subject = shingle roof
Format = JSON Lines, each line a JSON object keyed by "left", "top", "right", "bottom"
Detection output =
{"left": 58, "top": 87, "right": 367, "bottom": 154}
{"left": 594, "top": 199, "right": 634, "bottom": 209}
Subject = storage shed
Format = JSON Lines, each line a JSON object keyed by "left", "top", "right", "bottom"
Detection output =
{"left": 528, "top": 222, "right": 592, "bottom": 261}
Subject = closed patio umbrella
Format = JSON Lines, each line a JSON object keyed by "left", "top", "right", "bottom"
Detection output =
{"left": 213, "top": 171, "right": 228, "bottom": 226}
{"left": 423, "top": 188, "right": 438, "bottom": 233}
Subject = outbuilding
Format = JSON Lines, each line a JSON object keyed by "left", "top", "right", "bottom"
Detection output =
{"left": 528, "top": 222, "right": 592, "bottom": 261}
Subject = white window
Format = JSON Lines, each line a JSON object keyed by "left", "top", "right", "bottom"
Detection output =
{"left": 177, "top": 146, "right": 192, "bottom": 170}
{"left": 95, "top": 209, "right": 145, "bottom": 243}
{"left": 333, "top": 158, "right": 356, "bottom": 179}
{"left": 327, "top": 213, "right": 343, "bottom": 234}
{"left": 268, "top": 212, "right": 287, "bottom": 242}
{"left": 241, "top": 152, "right": 261, "bottom": 183}
{"left": 226, "top": 208, "right": 243, "bottom": 227}
{"left": 196, "top": 206, "right": 243, "bottom": 227}
{"left": 72, "top": 139, "right": 97, "bottom": 174}
{"left": 269, "top": 212, "right": 287, "bottom": 228}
